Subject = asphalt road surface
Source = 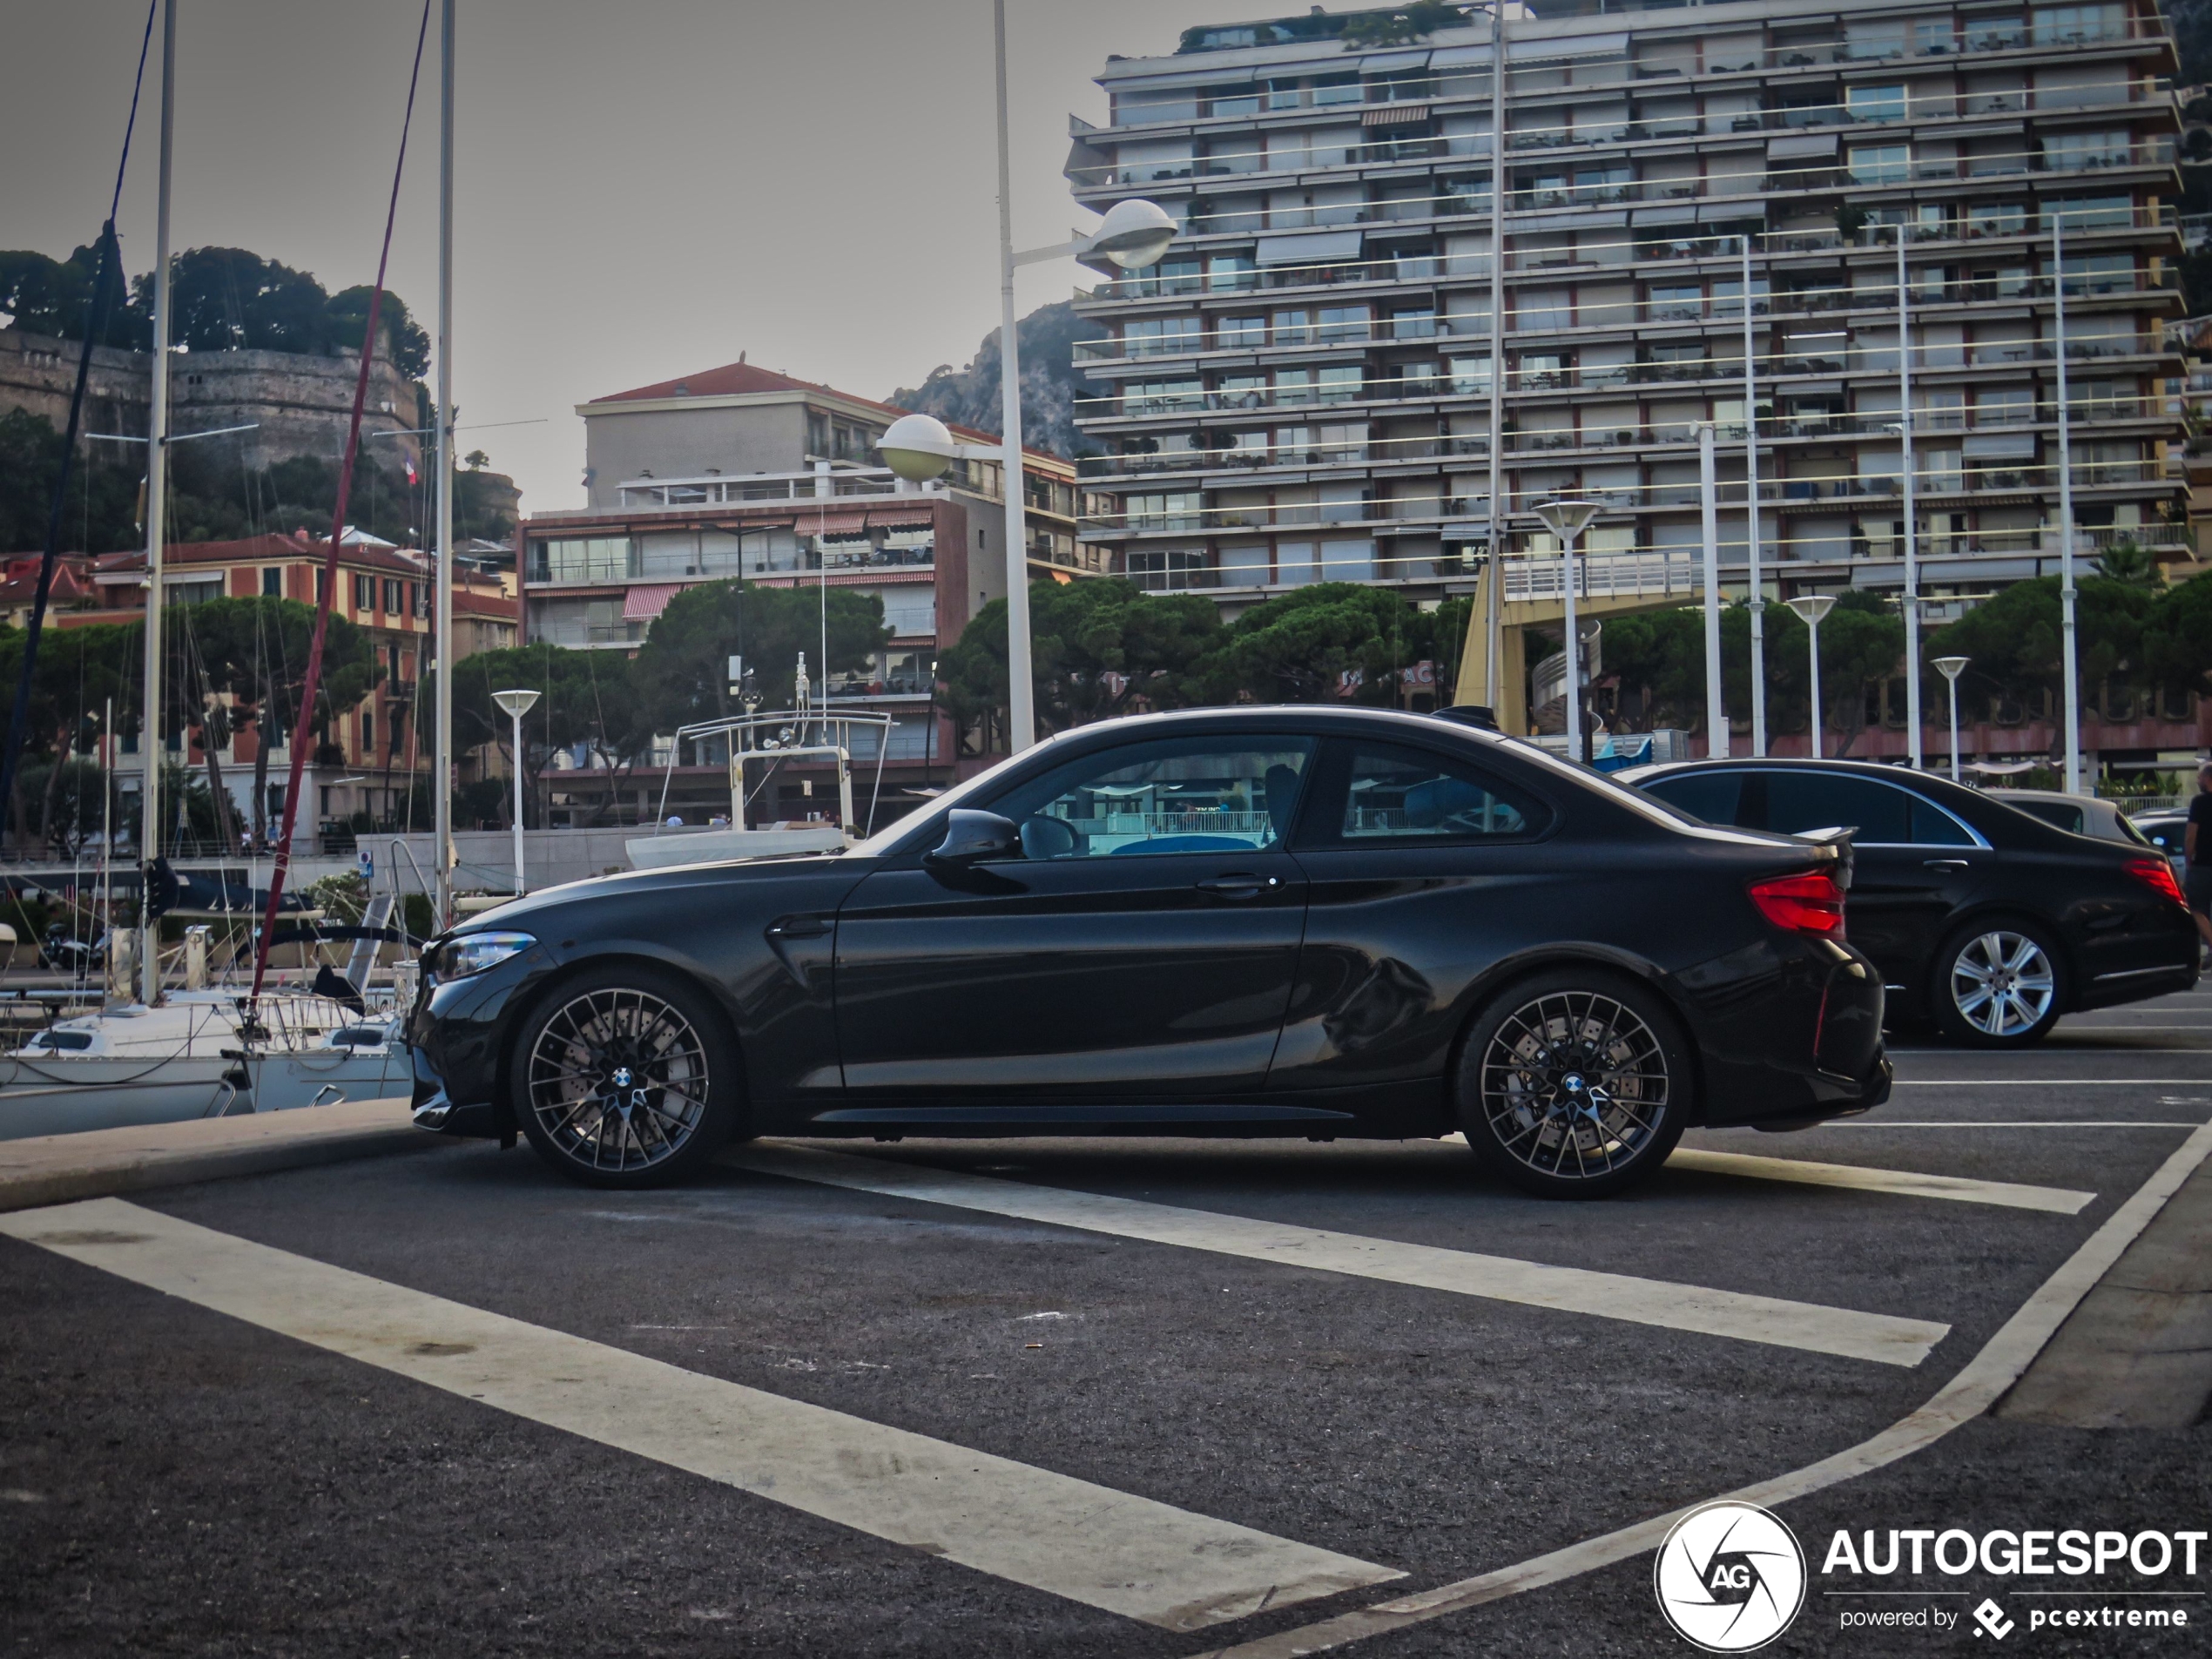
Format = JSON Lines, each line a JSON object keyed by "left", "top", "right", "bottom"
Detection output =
{"left": 4, "top": 990, "right": 2210, "bottom": 1656}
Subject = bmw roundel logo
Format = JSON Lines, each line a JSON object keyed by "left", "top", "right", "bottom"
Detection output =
{"left": 1653, "top": 1501, "right": 1806, "bottom": 1652}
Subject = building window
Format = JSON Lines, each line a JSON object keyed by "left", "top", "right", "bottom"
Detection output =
{"left": 1847, "top": 144, "right": 1910, "bottom": 185}
{"left": 165, "top": 577, "right": 223, "bottom": 606}
{"left": 2032, "top": 3, "right": 2126, "bottom": 46}
{"left": 1846, "top": 84, "right": 1906, "bottom": 124}
{"left": 261, "top": 567, "right": 282, "bottom": 597}
{"left": 527, "top": 536, "right": 637, "bottom": 583}
{"left": 383, "top": 578, "right": 402, "bottom": 612}
{"left": 1128, "top": 550, "right": 1206, "bottom": 591}
{"left": 1125, "top": 492, "right": 1204, "bottom": 532}
{"left": 1123, "top": 316, "right": 1202, "bottom": 357}
{"left": 353, "top": 573, "right": 373, "bottom": 610}
{"left": 1217, "top": 314, "right": 1265, "bottom": 348}
{"left": 2042, "top": 130, "right": 2133, "bottom": 172}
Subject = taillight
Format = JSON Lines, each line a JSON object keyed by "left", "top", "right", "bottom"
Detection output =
{"left": 1748, "top": 869, "right": 1846, "bottom": 938}
{"left": 2125, "top": 855, "right": 2188, "bottom": 909}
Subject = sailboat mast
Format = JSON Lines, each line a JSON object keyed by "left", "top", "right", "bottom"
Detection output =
{"left": 432, "top": 0, "right": 455, "bottom": 932}
{"left": 138, "top": 0, "right": 176, "bottom": 1008}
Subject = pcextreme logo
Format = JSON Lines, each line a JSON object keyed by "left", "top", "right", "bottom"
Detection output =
{"left": 1655, "top": 1501, "right": 1809, "bottom": 1652}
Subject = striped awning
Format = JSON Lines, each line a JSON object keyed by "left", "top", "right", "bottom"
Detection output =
{"left": 804, "top": 509, "right": 873, "bottom": 536}
{"left": 1363, "top": 103, "right": 1431, "bottom": 127}
{"left": 622, "top": 583, "right": 685, "bottom": 621}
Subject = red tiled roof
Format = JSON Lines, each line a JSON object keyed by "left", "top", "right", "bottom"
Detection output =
{"left": 590, "top": 358, "right": 1067, "bottom": 466}
{"left": 95, "top": 531, "right": 433, "bottom": 579}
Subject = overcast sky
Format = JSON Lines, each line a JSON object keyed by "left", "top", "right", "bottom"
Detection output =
{"left": 1, "top": 0, "right": 1206, "bottom": 514}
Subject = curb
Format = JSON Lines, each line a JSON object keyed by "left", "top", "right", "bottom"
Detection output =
{"left": 0, "top": 1097, "right": 431, "bottom": 1214}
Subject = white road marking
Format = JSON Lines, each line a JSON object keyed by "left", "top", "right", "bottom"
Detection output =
{"left": 1663, "top": 1149, "right": 2093, "bottom": 1214}
{"left": 1891, "top": 1078, "right": 2205, "bottom": 1086}
{"left": 0, "top": 1199, "right": 1398, "bottom": 1632}
{"left": 738, "top": 1146, "right": 1949, "bottom": 1367}
{"left": 1199, "top": 1117, "right": 2212, "bottom": 1659}
{"left": 1831, "top": 1121, "right": 2204, "bottom": 1130}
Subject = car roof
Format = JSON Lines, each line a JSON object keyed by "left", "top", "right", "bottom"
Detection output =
{"left": 1619, "top": 754, "right": 2080, "bottom": 849}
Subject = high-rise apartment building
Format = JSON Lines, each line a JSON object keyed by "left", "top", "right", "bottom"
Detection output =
{"left": 1069, "top": 0, "right": 2187, "bottom": 655}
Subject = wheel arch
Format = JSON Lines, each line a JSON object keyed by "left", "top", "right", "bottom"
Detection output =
{"left": 1442, "top": 944, "right": 1711, "bottom": 1125}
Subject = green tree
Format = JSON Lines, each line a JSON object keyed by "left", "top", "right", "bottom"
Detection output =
{"left": 631, "top": 580, "right": 889, "bottom": 736}
{"left": 2141, "top": 570, "right": 2212, "bottom": 701}
{"left": 1211, "top": 583, "right": 1454, "bottom": 705}
{"left": 0, "top": 408, "right": 144, "bottom": 555}
{"left": 939, "top": 579, "right": 1224, "bottom": 738}
{"left": 0, "top": 244, "right": 149, "bottom": 347}
{"left": 167, "top": 597, "right": 380, "bottom": 842}
{"left": 448, "top": 643, "right": 653, "bottom": 828}
{"left": 1924, "top": 574, "right": 2155, "bottom": 719}
{"left": 1592, "top": 606, "right": 1712, "bottom": 732}
{"left": 324, "top": 285, "right": 431, "bottom": 380}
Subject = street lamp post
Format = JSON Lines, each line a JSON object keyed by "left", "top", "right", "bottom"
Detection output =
{"left": 1534, "top": 500, "right": 1600, "bottom": 762}
{"left": 491, "top": 688, "right": 539, "bottom": 895}
{"left": 1785, "top": 592, "right": 1837, "bottom": 759}
{"left": 884, "top": 159, "right": 1175, "bottom": 754}
{"left": 1697, "top": 422, "right": 1726, "bottom": 758}
{"left": 1742, "top": 235, "right": 1768, "bottom": 757}
{"left": 2052, "top": 206, "right": 2082, "bottom": 797}
{"left": 1934, "top": 655, "right": 1969, "bottom": 783}
{"left": 1892, "top": 228, "right": 1923, "bottom": 772}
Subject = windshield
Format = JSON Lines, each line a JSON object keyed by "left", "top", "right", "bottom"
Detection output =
{"left": 847, "top": 745, "right": 1040, "bottom": 858}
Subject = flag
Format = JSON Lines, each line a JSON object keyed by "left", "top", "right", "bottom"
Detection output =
{"left": 403, "top": 455, "right": 419, "bottom": 486}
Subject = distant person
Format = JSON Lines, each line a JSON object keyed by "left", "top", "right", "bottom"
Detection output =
{"left": 2187, "top": 761, "right": 2212, "bottom": 958}
{"left": 665, "top": 814, "right": 684, "bottom": 828}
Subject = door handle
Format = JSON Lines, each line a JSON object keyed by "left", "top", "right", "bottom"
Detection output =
{"left": 767, "top": 915, "right": 832, "bottom": 940}
{"left": 1196, "top": 873, "right": 1280, "bottom": 898}
{"left": 1923, "top": 859, "right": 1969, "bottom": 872}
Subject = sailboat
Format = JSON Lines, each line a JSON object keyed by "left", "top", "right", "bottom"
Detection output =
{"left": 0, "top": 0, "right": 446, "bottom": 1140}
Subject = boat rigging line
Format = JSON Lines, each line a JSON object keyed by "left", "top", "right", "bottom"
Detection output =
{"left": 0, "top": 0, "right": 158, "bottom": 855}
{"left": 251, "top": 0, "right": 435, "bottom": 1003}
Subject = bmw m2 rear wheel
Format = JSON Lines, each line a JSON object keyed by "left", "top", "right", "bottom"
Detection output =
{"left": 1932, "top": 920, "right": 2063, "bottom": 1049}
{"left": 515, "top": 966, "right": 738, "bottom": 1188}
{"left": 1456, "top": 970, "right": 1687, "bottom": 1199}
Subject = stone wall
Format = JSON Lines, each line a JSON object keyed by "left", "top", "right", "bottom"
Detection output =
{"left": 0, "top": 326, "right": 421, "bottom": 472}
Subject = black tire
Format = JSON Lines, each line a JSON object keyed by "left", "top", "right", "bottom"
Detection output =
{"left": 1454, "top": 968, "right": 1689, "bottom": 1199}
{"left": 513, "top": 964, "right": 739, "bottom": 1188}
{"left": 1929, "top": 918, "right": 2065, "bottom": 1049}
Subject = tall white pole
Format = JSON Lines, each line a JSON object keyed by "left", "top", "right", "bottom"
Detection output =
{"left": 1947, "top": 676, "right": 1962, "bottom": 783}
{"left": 994, "top": 0, "right": 1035, "bottom": 752}
{"left": 1742, "top": 237, "right": 1767, "bottom": 756}
{"left": 1698, "top": 421, "right": 1727, "bottom": 756}
{"left": 2053, "top": 209, "right": 2083, "bottom": 797}
{"left": 1561, "top": 528, "right": 1581, "bottom": 762}
{"left": 1482, "top": 3, "right": 1507, "bottom": 707}
{"left": 433, "top": 0, "right": 455, "bottom": 930}
{"left": 1806, "top": 611, "right": 1824, "bottom": 760}
{"left": 509, "top": 707, "right": 526, "bottom": 896}
{"left": 1898, "top": 233, "right": 1922, "bottom": 769}
{"left": 138, "top": 0, "right": 176, "bottom": 1008}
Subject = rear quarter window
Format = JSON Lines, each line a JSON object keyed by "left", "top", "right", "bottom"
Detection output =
{"left": 1640, "top": 771, "right": 1745, "bottom": 826}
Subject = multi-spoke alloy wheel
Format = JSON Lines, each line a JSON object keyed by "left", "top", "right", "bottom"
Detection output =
{"left": 1934, "top": 921, "right": 2061, "bottom": 1048}
{"left": 1456, "top": 972, "right": 1686, "bottom": 1198}
{"left": 515, "top": 969, "right": 733, "bottom": 1186}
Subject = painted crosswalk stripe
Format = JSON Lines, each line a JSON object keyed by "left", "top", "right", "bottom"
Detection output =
{"left": 1663, "top": 1148, "right": 2093, "bottom": 1214}
{"left": 738, "top": 1145, "right": 1949, "bottom": 1367}
{"left": 0, "top": 1198, "right": 1399, "bottom": 1631}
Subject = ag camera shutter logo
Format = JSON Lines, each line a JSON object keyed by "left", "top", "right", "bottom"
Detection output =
{"left": 1655, "top": 1501, "right": 1808, "bottom": 1652}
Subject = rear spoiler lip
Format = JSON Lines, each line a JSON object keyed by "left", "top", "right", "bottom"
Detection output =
{"left": 1790, "top": 824, "right": 1857, "bottom": 892}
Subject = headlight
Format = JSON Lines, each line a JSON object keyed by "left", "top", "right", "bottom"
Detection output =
{"left": 427, "top": 931, "right": 536, "bottom": 984}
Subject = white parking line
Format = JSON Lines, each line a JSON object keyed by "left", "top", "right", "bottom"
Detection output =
{"left": 1831, "top": 1121, "right": 2205, "bottom": 1130}
{"left": 1199, "top": 1117, "right": 2212, "bottom": 1659}
{"left": 0, "top": 1198, "right": 1399, "bottom": 1632}
{"left": 1663, "top": 1149, "right": 2093, "bottom": 1214}
{"left": 738, "top": 1146, "right": 1950, "bottom": 1368}
{"left": 1892, "top": 1078, "right": 2205, "bottom": 1086}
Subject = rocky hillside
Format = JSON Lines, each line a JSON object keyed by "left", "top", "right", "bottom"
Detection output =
{"left": 888, "top": 300, "right": 1107, "bottom": 460}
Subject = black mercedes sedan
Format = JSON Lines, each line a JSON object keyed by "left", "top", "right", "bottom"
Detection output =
{"left": 1624, "top": 758, "right": 2197, "bottom": 1049}
{"left": 407, "top": 708, "right": 1890, "bottom": 1198}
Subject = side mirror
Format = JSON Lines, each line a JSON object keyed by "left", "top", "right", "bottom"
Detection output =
{"left": 926, "top": 809, "right": 1022, "bottom": 867}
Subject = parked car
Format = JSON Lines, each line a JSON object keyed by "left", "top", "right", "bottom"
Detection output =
{"left": 1982, "top": 788, "right": 2157, "bottom": 848}
{"left": 409, "top": 707, "right": 1891, "bottom": 1199}
{"left": 1623, "top": 759, "right": 2196, "bottom": 1049}
{"left": 2129, "top": 808, "right": 2188, "bottom": 869}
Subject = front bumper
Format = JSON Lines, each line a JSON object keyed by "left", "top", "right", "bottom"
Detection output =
{"left": 406, "top": 943, "right": 555, "bottom": 1140}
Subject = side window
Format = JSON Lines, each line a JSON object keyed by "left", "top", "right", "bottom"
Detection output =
{"left": 985, "top": 737, "right": 1316, "bottom": 860}
{"left": 1908, "top": 796, "right": 1976, "bottom": 846}
{"left": 1762, "top": 772, "right": 1912, "bottom": 842}
{"left": 1641, "top": 771, "right": 1745, "bottom": 826}
{"left": 1330, "top": 744, "right": 1543, "bottom": 843}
